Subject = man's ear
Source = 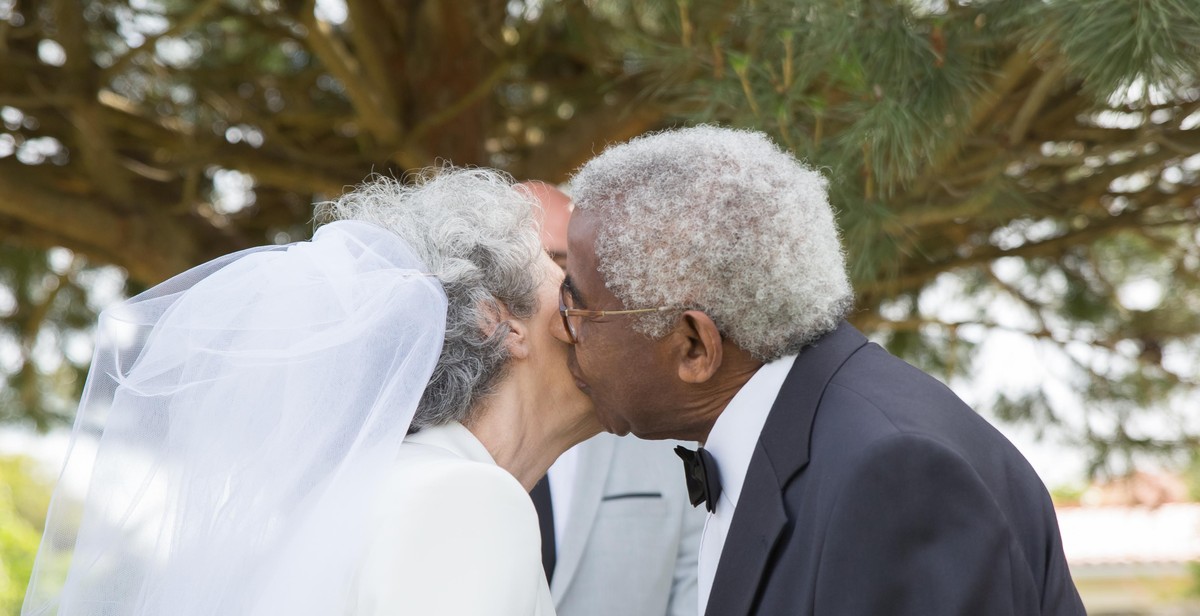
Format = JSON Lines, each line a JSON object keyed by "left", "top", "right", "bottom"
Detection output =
{"left": 484, "top": 300, "right": 531, "bottom": 360}
{"left": 672, "top": 310, "right": 723, "bottom": 384}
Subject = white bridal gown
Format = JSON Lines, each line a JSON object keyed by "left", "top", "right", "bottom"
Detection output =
{"left": 353, "top": 421, "right": 556, "bottom": 616}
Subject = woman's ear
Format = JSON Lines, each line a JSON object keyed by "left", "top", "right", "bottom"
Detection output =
{"left": 484, "top": 300, "right": 531, "bottom": 360}
{"left": 672, "top": 310, "right": 723, "bottom": 384}
{"left": 503, "top": 318, "right": 531, "bottom": 360}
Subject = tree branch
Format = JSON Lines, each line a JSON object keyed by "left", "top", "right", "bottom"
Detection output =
{"left": 344, "top": 0, "right": 400, "bottom": 118}
{"left": 54, "top": 0, "right": 137, "bottom": 206}
{"left": 0, "top": 165, "right": 214, "bottom": 283}
{"left": 101, "top": 0, "right": 226, "bottom": 80}
{"left": 912, "top": 49, "right": 1035, "bottom": 195}
{"left": 859, "top": 209, "right": 1172, "bottom": 298}
{"left": 301, "top": 0, "right": 399, "bottom": 144}
{"left": 403, "top": 60, "right": 511, "bottom": 147}
{"left": 1008, "top": 59, "right": 1071, "bottom": 145}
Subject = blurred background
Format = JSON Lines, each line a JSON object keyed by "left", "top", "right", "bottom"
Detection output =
{"left": 1, "top": 0, "right": 1199, "bottom": 613}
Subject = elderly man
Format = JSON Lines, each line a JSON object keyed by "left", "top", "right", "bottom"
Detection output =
{"left": 556, "top": 126, "right": 1086, "bottom": 615}
{"left": 518, "top": 181, "right": 704, "bottom": 616}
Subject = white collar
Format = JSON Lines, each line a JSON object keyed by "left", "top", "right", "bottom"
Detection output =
{"left": 404, "top": 421, "right": 497, "bottom": 466}
{"left": 702, "top": 354, "right": 797, "bottom": 509}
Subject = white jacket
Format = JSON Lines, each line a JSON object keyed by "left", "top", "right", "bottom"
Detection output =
{"left": 355, "top": 422, "right": 555, "bottom": 615}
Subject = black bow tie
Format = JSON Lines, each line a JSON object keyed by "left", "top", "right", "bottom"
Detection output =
{"left": 674, "top": 446, "right": 722, "bottom": 514}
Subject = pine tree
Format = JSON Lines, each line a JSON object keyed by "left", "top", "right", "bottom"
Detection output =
{"left": 1, "top": 0, "right": 1198, "bottom": 471}
{"left": 635, "top": 0, "right": 1200, "bottom": 471}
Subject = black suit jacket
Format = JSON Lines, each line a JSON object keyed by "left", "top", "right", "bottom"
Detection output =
{"left": 705, "top": 322, "right": 1086, "bottom": 616}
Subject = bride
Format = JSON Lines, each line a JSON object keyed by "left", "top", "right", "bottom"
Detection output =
{"left": 22, "top": 169, "right": 599, "bottom": 615}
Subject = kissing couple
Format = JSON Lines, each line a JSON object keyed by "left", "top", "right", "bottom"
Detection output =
{"left": 24, "top": 127, "right": 1085, "bottom": 615}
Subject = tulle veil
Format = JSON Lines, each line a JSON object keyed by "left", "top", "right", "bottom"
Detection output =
{"left": 22, "top": 220, "right": 447, "bottom": 615}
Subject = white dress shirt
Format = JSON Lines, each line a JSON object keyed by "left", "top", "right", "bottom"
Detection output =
{"left": 696, "top": 355, "right": 797, "bottom": 614}
{"left": 547, "top": 443, "right": 580, "bottom": 551}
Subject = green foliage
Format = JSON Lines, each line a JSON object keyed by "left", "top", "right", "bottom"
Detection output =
{"left": 0, "top": 247, "right": 101, "bottom": 431}
{"left": 1186, "top": 450, "right": 1200, "bottom": 502}
{"left": 1060, "top": 263, "right": 1112, "bottom": 324}
{"left": 1049, "top": 483, "right": 1085, "bottom": 507}
{"left": 0, "top": 457, "right": 54, "bottom": 615}
{"left": 837, "top": 196, "right": 903, "bottom": 286}
{"left": 992, "top": 390, "right": 1056, "bottom": 432}
{"left": 1024, "top": 0, "right": 1200, "bottom": 101}
{"left": 0, "top": 458, "right": 52, "bottom": 531}
{"left": 632, "top": 0, "right": 1200, "bottom": 467}
{"left": 1, "top": 0, "right": 1199, "bottom": 471}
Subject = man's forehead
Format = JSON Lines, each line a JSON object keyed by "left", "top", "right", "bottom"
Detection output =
{"left": 561, "top": 207, "right": 600, "bottom": 250}
{"left": 567, "top": 207, "right": 598, "bottom": 237}
{"left": 564, "top": 211, "right": 609, "bottom": 299}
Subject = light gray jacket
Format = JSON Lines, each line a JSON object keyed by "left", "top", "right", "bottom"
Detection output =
{"left": 550, "top": 433, "right": 705, "bottom": 616}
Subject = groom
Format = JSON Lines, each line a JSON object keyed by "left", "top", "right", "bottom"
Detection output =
{"left": 557, "top": 126, "right": 1087, "bottom": 615}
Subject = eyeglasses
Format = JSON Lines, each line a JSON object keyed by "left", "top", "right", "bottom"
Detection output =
{"left": 559, "top": 280, "right": 670, "bottom": 344}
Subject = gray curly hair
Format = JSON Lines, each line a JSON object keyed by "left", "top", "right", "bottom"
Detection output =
{"left": 317, "top": 168, "right": 544, "bottom": 430}
{"left": 570, "top": 125, "right": 853, "bottom": 361}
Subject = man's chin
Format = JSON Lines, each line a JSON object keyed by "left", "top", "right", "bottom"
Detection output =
{"left": 600, "top": 421, "right": 632, "bottom": 437}
{"left": 595, "top": 407, "right": 689, "bottom": 440}
{"left": 614, "top": 418, "right": 697, "bottom": 442}
{"left": 595, "top": 409, "right": 632, "bottom": 437}
{"left": 598, "top": 416, "right": 675, "bottom": 441}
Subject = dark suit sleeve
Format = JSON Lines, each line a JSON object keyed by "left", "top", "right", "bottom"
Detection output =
{"left": 812, "top": 434, "right": 1039, "bottom": 616}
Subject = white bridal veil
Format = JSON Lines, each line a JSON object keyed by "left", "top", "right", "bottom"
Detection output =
{"left": 22, "top": 221, "right": 447, "bottom": 615}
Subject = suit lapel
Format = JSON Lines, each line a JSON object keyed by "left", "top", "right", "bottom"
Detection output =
{"left": 704, "top": 322, "right": 868, "bottom": 616}
{"left": 703, "top": 447, "right": 787, "bottom": 616}
{"left": 549, "top": 434, "right": 616, "bottom": 603}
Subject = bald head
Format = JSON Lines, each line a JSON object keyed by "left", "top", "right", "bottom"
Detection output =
{"left": 516, "top": 180, "right": 572, "bottom": 265}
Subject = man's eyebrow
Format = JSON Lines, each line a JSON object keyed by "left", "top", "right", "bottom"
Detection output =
{"left": 562, "top": 275, "right": 586, "bottom": 307}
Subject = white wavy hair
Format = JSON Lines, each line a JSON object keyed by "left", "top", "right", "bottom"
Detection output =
{"left": 317, "top": 168, "right": 544, "bottom": 429}
{"left": 570, "top": 125, "right": 853, "bottom": 361}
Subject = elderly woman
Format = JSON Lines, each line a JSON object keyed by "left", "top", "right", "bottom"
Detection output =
{"left": 23, "top": 169, "right": 598, "bottom": 616}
